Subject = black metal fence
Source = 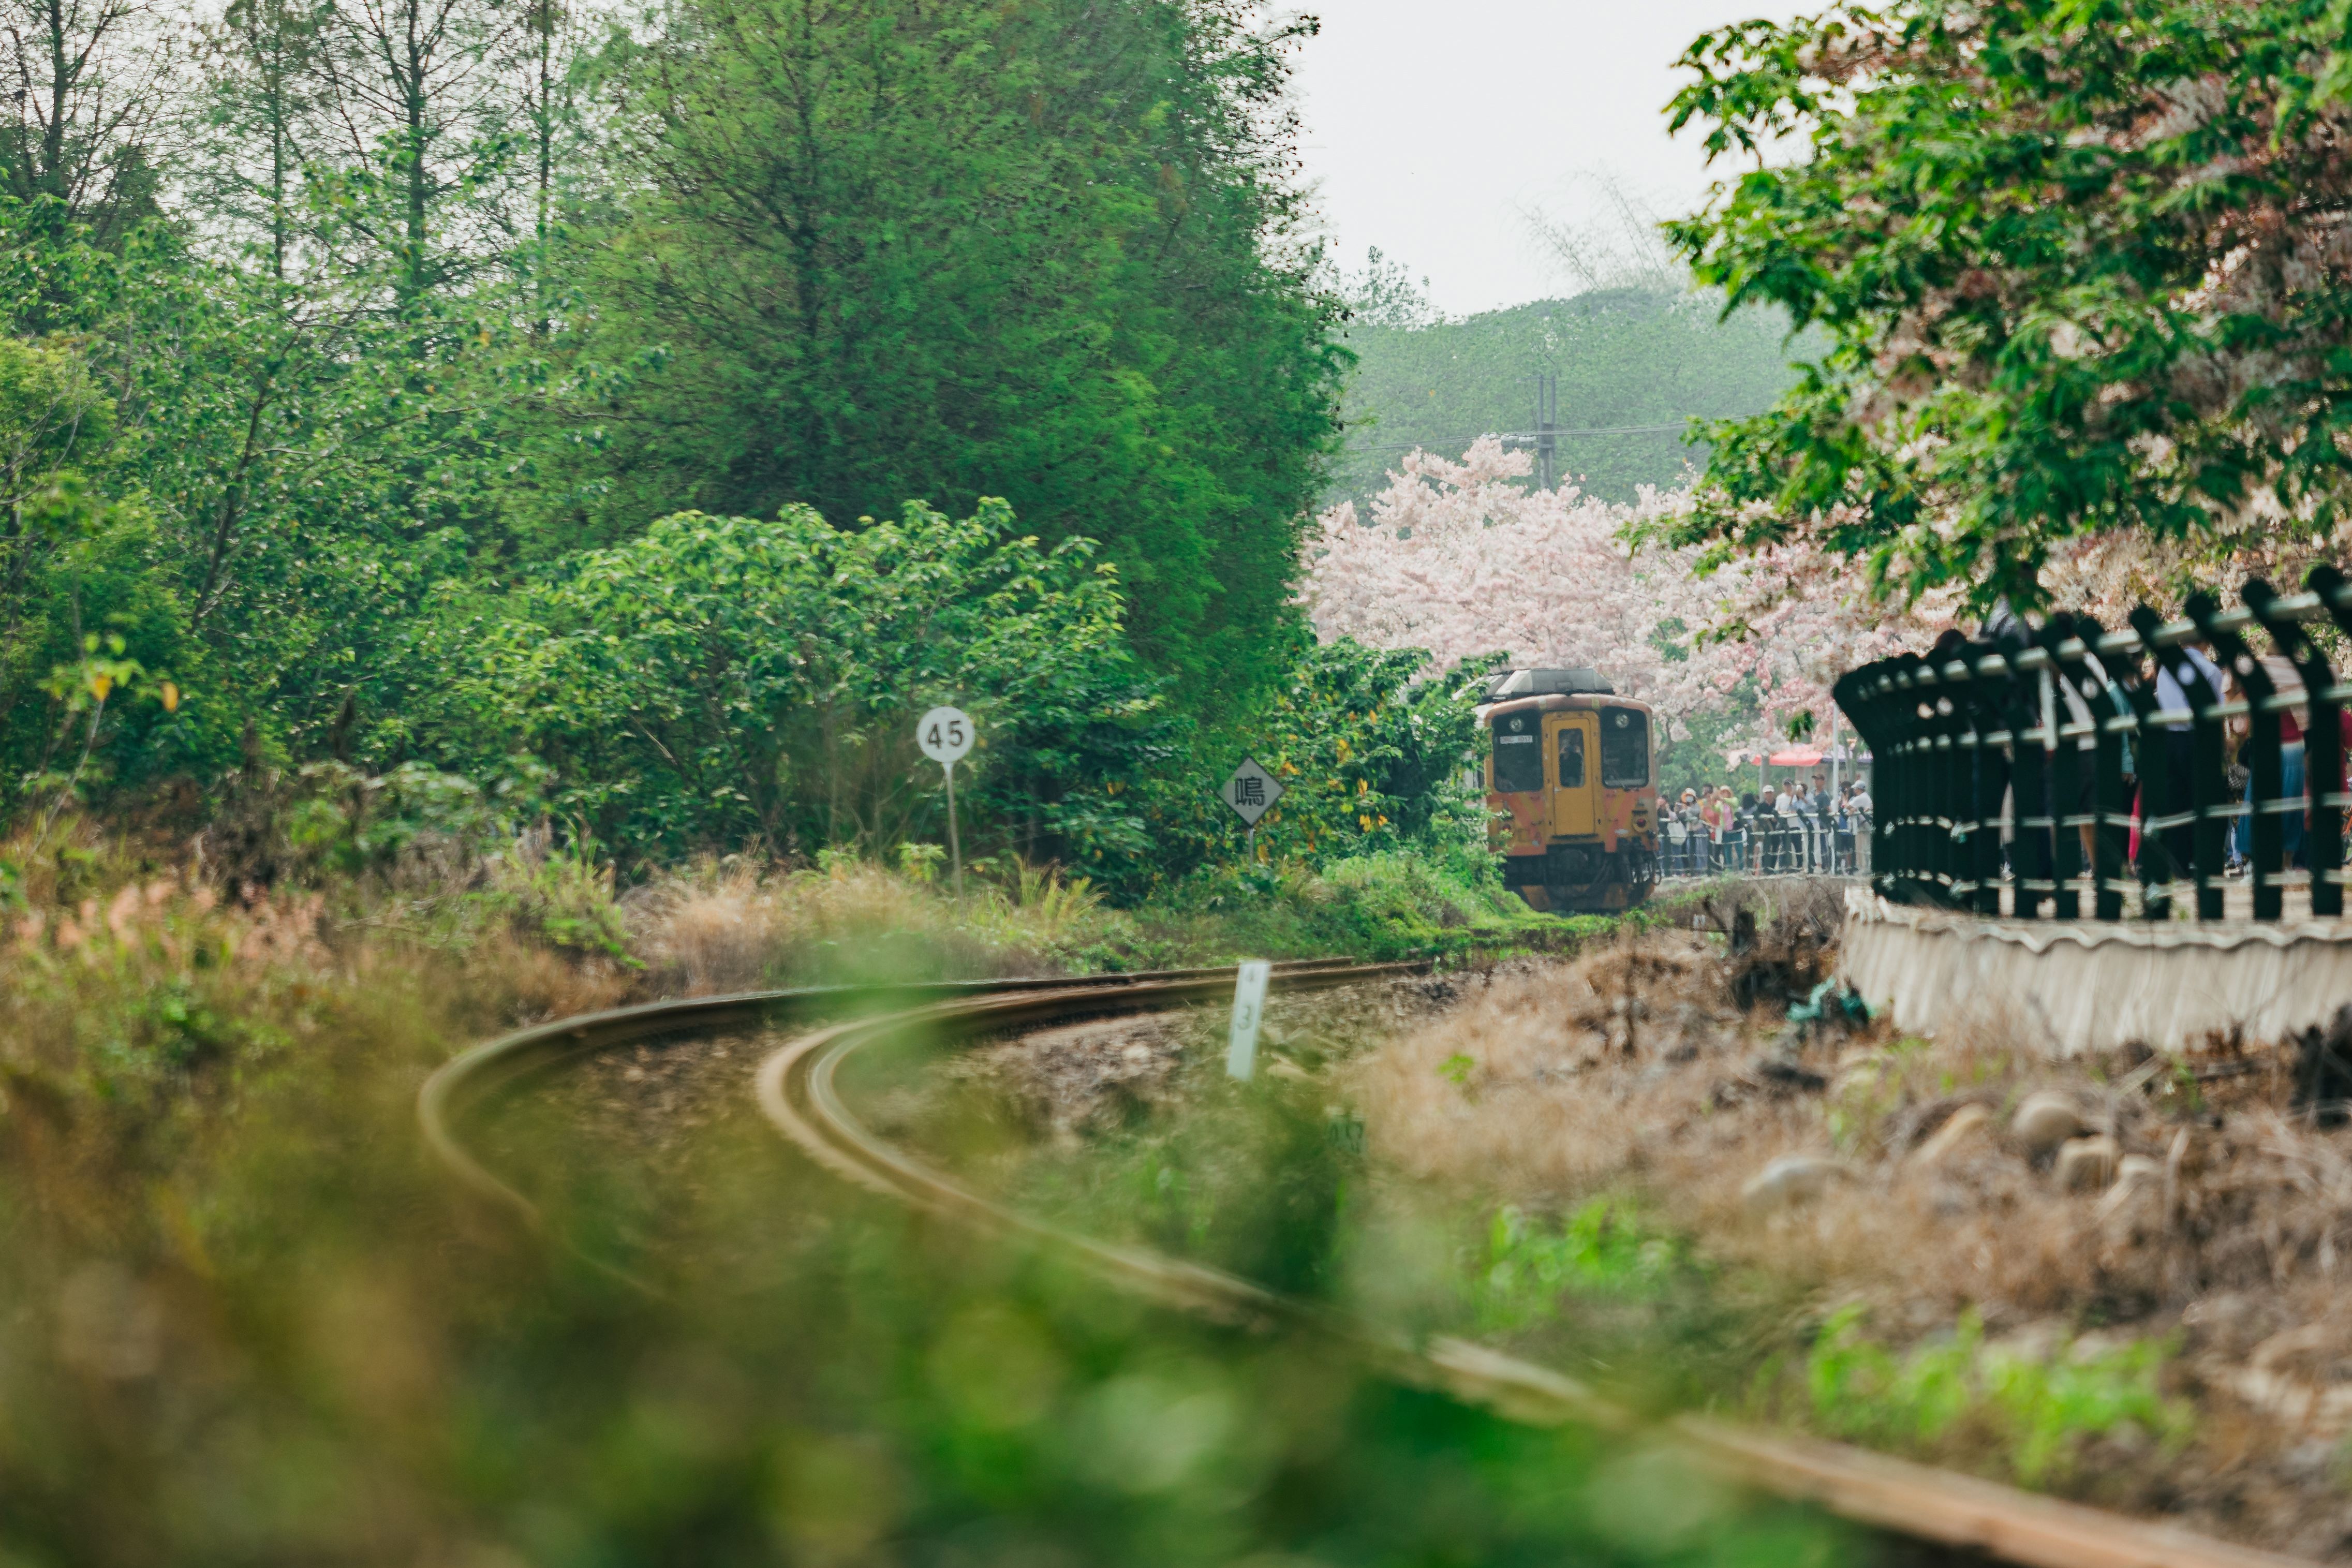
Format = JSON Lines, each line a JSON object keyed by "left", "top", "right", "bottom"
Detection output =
{"left": 1831, "top": 567, "right": 2352, "bottom": 922}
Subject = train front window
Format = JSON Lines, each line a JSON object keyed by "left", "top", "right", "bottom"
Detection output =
{"left": 1600, "top": 707, "right": 1649, "bottom": 788}
{"left": 1492, "top": 713, "right": 1544, "bottom": 792}
{"left": 1556, "top": 726, "right": 1586, "bottom": 788}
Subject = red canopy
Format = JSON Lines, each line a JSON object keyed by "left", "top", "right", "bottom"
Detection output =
{"left": 1765, "top": 747, "right": 1825, "bottom": 767}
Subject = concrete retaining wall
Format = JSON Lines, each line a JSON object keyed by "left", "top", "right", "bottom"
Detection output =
{"left": 1836, "top": 888, "right": 2352, "bottom": 1056}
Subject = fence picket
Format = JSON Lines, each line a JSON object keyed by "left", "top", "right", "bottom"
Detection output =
{"left": 1830, "top": 567, "right": 2352, "bottom": 923}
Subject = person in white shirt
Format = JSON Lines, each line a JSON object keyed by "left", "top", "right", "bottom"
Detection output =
{"left": 1795, "top": 776, "right": 1826, "bottom": 867}
{"left": 2145, "top": 642, "right": 2228, "bottom": 878}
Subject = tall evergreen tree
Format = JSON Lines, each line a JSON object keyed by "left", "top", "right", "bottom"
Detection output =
{"left": 0, "top": 0, "right": 170, "bottom": 246}
{"left": 306, "top": 0, "right": 528, "bottom": 302}
{"left": 193, "top": 0, "right": 329, "bottom": 277}
{"left": 538, "top": 0, "right": 1345, "bottom": 698}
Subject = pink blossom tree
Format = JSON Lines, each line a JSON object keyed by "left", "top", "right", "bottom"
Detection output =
{"left": 1301, "top": 437, "right": 1955, "bottom": 765}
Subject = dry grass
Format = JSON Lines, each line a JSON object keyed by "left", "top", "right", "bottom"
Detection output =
{"left": 8, "top": 823, "right": 1802, "bottom": 1568}
{"left": 0, "top": 825, "right": 638, "bottom": 1247}
{"left": 1352, "top": 906, "right": 2352, "bottom": 1555}
{"left": 620, "top": 855, "right": 1125, "bottom": 994}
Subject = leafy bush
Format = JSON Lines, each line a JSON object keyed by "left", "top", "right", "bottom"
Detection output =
{"left": 1471, "top": 1200, "right": 1685, "bottom": 1333}
{"left": 1801, "top": 1305, "right": 2189, "bottom": 1485}
{"left": 1126, "top": 638, "right": 1498, "bottom": 892}
{"left": 431, "top": 499, "right": 1164, "bottom": 871}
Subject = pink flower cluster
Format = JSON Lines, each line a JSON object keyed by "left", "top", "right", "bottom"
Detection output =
{"left": 1300, "top": 437, "right": 1954, "bottom": 760}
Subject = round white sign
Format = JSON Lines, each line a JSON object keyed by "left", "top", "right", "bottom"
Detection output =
{"left": 918, "top": 705, "right": 975, "bottom": 765}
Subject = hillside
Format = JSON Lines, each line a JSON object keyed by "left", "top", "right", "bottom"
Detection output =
{"left": 1328, "top": 287, "right": 1816, "bottom": 510}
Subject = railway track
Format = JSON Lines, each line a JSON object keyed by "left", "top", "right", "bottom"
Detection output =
{"left": 421, "top": 960, "right": 2307, "bottom": 1568}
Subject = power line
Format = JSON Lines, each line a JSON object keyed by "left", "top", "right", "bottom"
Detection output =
{"left": 1342, "top": 422, "right": 1689, "bottom": 455}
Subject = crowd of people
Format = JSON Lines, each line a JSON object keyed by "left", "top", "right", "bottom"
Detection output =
{"left": 1637, "top": 598, "right": 2352, "bottom": 893}
{"left": 1656, "top": 773, "right": 1874, "bottom": 878}
{"left": 1628, "top": 591, "right": 2352, "bottom": 895}
{"left": 1855, "top": 605, "right": 2340, "bottom": 903}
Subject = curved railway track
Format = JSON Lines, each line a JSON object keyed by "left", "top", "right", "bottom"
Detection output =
{"left": 421, "top": 960, "right": 2307, "bottom": 1568}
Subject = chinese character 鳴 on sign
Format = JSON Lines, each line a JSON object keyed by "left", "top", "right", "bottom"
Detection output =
{"left": 1218, "top": 758, "right": 1284, "bottom": 827}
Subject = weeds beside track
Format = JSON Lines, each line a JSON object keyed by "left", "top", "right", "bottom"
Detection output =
{"left": 423, "top": 964, "right": 2309, "bottom": 1568}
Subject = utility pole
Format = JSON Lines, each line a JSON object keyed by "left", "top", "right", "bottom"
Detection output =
{"left": 1534, "top": 373, "right": 1558, "bottom": 492}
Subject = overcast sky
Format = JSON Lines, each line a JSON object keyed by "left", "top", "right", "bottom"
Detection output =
{"left": 1290, "top": 0, "right": 1797, "bottom": 317}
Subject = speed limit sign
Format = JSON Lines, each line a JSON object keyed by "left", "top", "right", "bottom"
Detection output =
{"left": 918, "top": 705, "right": 974, "bottom": 896}
{"left": 918, "top": 706, "right": 974, "bottom": 764}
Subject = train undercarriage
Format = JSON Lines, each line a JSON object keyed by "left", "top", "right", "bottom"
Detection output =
{"left": 1500, "top": 840, "right": 1655, "bottom": 914}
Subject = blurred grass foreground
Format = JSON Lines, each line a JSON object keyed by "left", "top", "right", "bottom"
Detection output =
{"left": 0, "top": 826, "right": 1860, "bottom": 1567}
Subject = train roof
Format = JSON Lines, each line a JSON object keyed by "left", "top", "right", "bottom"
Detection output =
{"left": 1476, "top": 689, "right": 1654, "bottom": 719}
{"left": 1482, "top": 667, "right": 1614, "bottom": 699}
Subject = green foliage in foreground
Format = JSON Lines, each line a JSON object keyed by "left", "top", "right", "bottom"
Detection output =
{"left": 0, "top": 847, "right": 1862, "bottom": 1566}
{"left": 1798, "top": 1305, "right": 2190, "bottom": 1486}
{"left": 1665, "top": 0, "right": 2352, "bottom": 606}
{"left": 1470, "top": 1201, "right": 1687, "bottom": 1333}
{"left": 1375, "top": 1189, "right": 2190, "bottom": 1495}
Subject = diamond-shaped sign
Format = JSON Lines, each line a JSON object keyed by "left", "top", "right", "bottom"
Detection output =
{"left": 1219, "top": 757, "right": 1284, "bottom": 826}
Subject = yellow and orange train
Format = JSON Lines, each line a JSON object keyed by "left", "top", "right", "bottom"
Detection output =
{"left": 1480, "top": 668, "right": 1660, "bottom": 913}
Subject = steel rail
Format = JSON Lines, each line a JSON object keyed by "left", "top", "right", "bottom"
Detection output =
{"left": 416, "top": 959, "right": 1364, "bottom": 1227}
{"left": 423, "top": 965, "right": 2309, "bottom": 1568}
{"left": 752, "top": 979, "right": 2309, "bottom": 1568}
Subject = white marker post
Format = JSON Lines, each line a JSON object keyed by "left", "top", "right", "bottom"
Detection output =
{"left": 1225, "top": 959, "right": 1271, "bottom": 1079}
{"left": 1218, "top": 757, "right": 1285, "bottom": 864}
{"left": 917, "top": 705, "right": 975, "bottom": 897}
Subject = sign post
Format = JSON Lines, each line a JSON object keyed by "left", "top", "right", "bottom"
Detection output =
{"left": 1218, "top": 757, "right": 1285, "bottom": 864}
{"left": 1225, "top": 959, "right": 1271, "bottom": 1079}
{"left": 917, "top": 705, "right": 975, "bottom": 897}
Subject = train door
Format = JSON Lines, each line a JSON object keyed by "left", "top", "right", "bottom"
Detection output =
{"left": 1547, "top": 713, "right": 1598, "bottom": 837}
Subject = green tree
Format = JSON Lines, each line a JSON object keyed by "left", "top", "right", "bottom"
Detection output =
{"left": 530, "top": 0, "right": 1344, "bottom": 700}
{"left": 0, "top": 336, "right": 229, "bottom": 809}
{"left": 192, "top": 0, "right": 330, "bottom": 279}
{"left": 1328, "top": 287, "right": 1809, "bottom": 513}
{"left": 0, "top": 202, "right": 524, "bottom": 774}
{"left": 1665, "top": 0, "right": 2352, "bottom": 606}
{"left": 0, "top": 0, "right": 170, "bottom": 250}
{"left": 307, "top": 0, "right": 531, "bottom": 304}
{"left": 427, "top": 499, "right": 1162, "bottom": 867}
